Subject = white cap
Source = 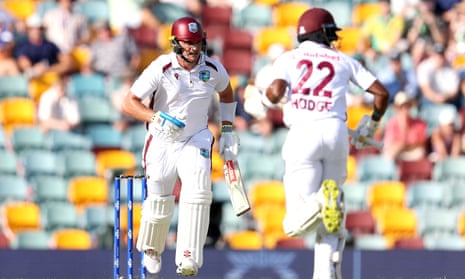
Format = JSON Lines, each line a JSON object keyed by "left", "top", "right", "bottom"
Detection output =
{"left": 26, "top": 14, "right": 42, "bottom": 28}
{"left": 394, "top": 91, "right": 410, "bottom": 106}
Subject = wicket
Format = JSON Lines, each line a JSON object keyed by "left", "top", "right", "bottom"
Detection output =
{"left": 113, "top": 175, "right": 147, "bottom": 279}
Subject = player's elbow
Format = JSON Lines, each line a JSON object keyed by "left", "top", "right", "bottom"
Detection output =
{"left": 266, "top": 79, "right": 288, "bottom": 103}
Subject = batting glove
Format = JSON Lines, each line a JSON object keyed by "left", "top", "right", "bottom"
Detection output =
{"left": 243, "top": 85, "right": 268, "bottom": 120}
{"left": 350, "top": 115, "right": 380, "bottom": 149}
{"left": 150, "top": 111, "right": 186, "bottom": 140}
{"left": 219, "top": 124, "right": 240, "bottom": 158}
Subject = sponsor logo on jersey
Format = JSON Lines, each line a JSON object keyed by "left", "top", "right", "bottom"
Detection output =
{"left": 199, "top": 70, "right": 210, "bottom": 82}
{"left": 200, "top": 148, "right": 210, "bottom": 158}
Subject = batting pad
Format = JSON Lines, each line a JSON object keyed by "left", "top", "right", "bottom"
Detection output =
{"left": 283, "top": 193, "right": 322, "bottom": 237}
{"left": 136, "top": 195, "right": 175, "bottom": 254}
{"left": 175, "top": 189, "right": 212, "bottom": 268}
{"left": 313, "top": 229, "right": 346, "bottom": 279}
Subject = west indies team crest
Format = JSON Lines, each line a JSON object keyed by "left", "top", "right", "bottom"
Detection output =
{"left": 199, "top": 70, "right": 210, "bottom": 82}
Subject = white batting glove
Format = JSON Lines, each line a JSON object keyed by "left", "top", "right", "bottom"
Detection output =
{"left": 350, "top": 115, "right": 380, "bottom": 149}
{"left": 243, "top": 85, "right": 268, "bottom": 120}
{"left": 219, "top": 124, "right": 240, "bottom": 159}
{"left": 150, "top": 111, "right": 186, "bottom": 140}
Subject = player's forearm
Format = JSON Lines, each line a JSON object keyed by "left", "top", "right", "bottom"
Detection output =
{"left": 266, "top": 79, "right": 288, "bottom": 104}
{"left": 367, "top": 80, "right": 389, "bottom": 121}
{"left": 122, "top": 92, "right": 153, "bottom": 122}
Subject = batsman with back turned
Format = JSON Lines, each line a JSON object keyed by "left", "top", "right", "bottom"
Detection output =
{"left": 245, "top": 7, "right": 389, "bottom": 279}
{"left": 121, "top": 16, "right": 239, "bottom": 276}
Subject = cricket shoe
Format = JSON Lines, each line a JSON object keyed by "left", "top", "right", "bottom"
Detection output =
{"left": 321, "top": 179, "right": 343, "bottom": 234}
{"left": 143, "top": 249, "right": 161, "bottom": 274}
{"left": 176, "top": 257, "right": 198, "bottom": 276}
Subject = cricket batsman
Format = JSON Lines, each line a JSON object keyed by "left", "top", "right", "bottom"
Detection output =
{"left": 121, "top": 16, "right": 238, "bottom": 276}
{"left": 244, "top": 7, "right": 389, "bottom": 278}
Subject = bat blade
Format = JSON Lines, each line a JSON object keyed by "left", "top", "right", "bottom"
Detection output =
{"left": 224, "top": 159, "right": 251, "bottom": 216}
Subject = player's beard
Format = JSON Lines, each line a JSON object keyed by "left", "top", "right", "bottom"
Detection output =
{"left": 182, "top": 49, "right": 201, "bottom": 65}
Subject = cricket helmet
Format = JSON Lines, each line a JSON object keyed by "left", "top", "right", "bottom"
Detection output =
{"left": 297, "top": 8, "right": 341, "bottom": 44}
{"left": 171, "top": 17, "right": 205, "bottom": 42}
{"left": 170, "top": 17, "right": 206, "bottom": 53}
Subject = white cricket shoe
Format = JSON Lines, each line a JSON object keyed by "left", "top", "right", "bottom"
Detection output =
{"left": 321, "top": 179, "right": 343, "bottom": 234}
{"left": 143, "top": 249, "right": 161, "bottom": 274}
{"left": 176, "top": 257, "right": 198, "bottom": 276}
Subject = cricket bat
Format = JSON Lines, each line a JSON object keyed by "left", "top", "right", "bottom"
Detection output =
{"left": 348, "top": 129, "right": 384, "bottom": 150}
{"left": 223, "top": 149, "right": 251, "bottom": 216}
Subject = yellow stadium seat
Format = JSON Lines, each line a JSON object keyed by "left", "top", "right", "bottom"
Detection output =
{"left": 1, "top": 0, "right": 36, "bottom": 20}
{"left": 377, "top": 207, "right": 418, "bottom": 245}
{"left": 53, "top": 229, "right": 93, "bottom": 250}
{"left": 346, "top": 104, "right": 372, "bottom": 130}
{"left": 4, "top": 201, "right": 41, "bottom": 234}
{"left": 254, "top": 0, "right": 280, "bottom": 6}
{"left": 453, "top": 53, "right": 465, "bottom": 69}
{"left": 0, "top": 97, "right": 36, "bottom": 135}
{"left": 459, "top": 212, "right": 465, "bottom": 237}
{"left": 68, "top": 176, "right": 109, "bottom": 209}
{"left": 120, "top": 203, "right": 142, "bottom": 245}
{"left": 273, "top": 2, "right": 310, "bottom": 28}
{"left": 211, "top": 150, "right": 225, "bottom": 183}
{"left": 225, "top": 230, "right": 263, "bottom": 250}
{"left": 157, "top": 23, "right": 173, "bottom": 53}
{"left": 95, "top": 149, "right": 137, "bottom": 177}
{"left": 249, "top": 180, "right": 286, "bottom": 210}
{"left": 29, "top": 72, "right": 59, "bottom": 103}
{"left": 367, "top": 180, "right": 406, "bottom": 220}
{"left": 337, "top": 26, "right": 367, "bottom": 55}
{"left": 257, "top": 207, "right": 287, "bottom": 249}
{"left": 253, "top": 26, "right": 294, "bottom": 56}
{"left": 138, "top": 47, "right": 163, "bottom": 73}
{"left": 351, "top": 2, "right": 382, "bottom": 26}
{"left": 346, "top": 155, "right": 357, "bottom": 183}
{"left": 70, "top": 46, "right": 91, "bottom": 72}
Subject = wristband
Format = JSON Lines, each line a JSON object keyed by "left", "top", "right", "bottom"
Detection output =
{"left": 372, "top": 108, "right": 382, "bottom": 121}
{"left": 221, "top": 124, "right": 233, "bottom": 133}
{"left": 219, "top": 102, "right": 237, "bottom": 123}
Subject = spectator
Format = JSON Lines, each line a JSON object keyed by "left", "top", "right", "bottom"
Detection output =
{"left": 449, "top": 1, "right": 465, "bottom": 55}
{"left": 233, "top": 83, "right": 254, "bottom": 132}
{"left": 37, "top": 73, "right": 81, "bottom": 133}
{"left": 0, "top": 7, "right": 15, "bottom": 31}
{"left": 376, "top": 49, "right": 418, "bottom": 103}
{"left": 41, "top": 0, "right": 90, "bottom": 54}
{"left": 85, "top": 20, "right": 140, "bottom": 79}
{"left": 0, "top": 29, "right": 19, "bottom": 76}
{"left": 405, "top": 0, "right": 448, "bottom": 47}
{"left": 15, "top": 14, "right": 73, "bottom": 79}
{"left": 361, "top": 0, "right": 405, "bottom": 55}
{"left": 429, "top": 108, "right": 462, "bottom": 162}
{"left": 383, "top": 91, "right": 428, "bottom": 162}
{"left": 110, "top": 68, "right": 142, "bottom": 132}
{"left": 416, "top": 43, "right": 460, "bottom": 107}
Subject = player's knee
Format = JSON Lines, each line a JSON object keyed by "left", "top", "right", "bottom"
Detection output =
{"left": 142, "top": 195, "right": 176, "bottom": 221}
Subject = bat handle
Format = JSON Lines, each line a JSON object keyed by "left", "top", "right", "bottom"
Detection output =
{"left": 223, "top": 148, "right": 234, "bottom": 161}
